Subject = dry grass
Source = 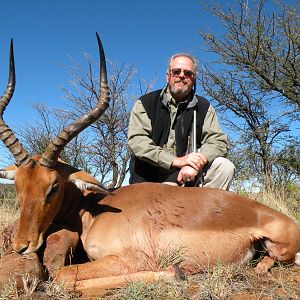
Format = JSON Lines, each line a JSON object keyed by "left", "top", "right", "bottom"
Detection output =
{"left": 100, "top": 263, "right": 300, "bottom": 299}
{"left": 0, "top": 277, "right": 76, "bottom": 300}
{"left": 1, "top": 185, "right": 300, "bottom": 299}
{"left": 185, "top": 264, "right": 300, "bottom": 299}
{"left": 157, "top": 245, "right": 187, "bottom": 270}
{"left": 0, "top": 184, "right": 19, "bottom": 257}
{"left": 101, "top": 280, "right": 190, "bottom": 300}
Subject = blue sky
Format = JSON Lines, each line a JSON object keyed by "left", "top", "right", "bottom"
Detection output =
{"left": 0, "top": 0, "right": 212, "bottom": 113}
{"left": 0, "top": 0, "right": 220, "bottom": 165}
{"left": 0, "top": 0, "right": 298, "bottom": 167}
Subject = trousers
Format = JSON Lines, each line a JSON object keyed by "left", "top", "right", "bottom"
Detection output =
{"left": 164, "top": 157, "right": 235, "bottom": 191}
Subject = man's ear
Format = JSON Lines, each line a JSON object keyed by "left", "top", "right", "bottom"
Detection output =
{"left": 0, "top": 165, "right": 18, "bottom": 180}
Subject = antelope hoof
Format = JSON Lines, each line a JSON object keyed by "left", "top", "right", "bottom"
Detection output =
{"left": 254, "top": 256, "right": 275, "bottom": 274}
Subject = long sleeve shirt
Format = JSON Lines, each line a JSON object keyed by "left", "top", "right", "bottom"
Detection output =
{"left": 128, "top": 89, "right": 229, "bottom": 170}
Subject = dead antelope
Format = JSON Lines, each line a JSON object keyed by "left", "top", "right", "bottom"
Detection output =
{"left": 1, "top": 35, "right": 300, "bottom": 297}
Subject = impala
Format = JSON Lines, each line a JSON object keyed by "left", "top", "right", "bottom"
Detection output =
{"left": 0, "top": 35, "right": 300, "bottom": 296}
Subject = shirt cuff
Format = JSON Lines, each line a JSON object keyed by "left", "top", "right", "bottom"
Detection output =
{"left": 198, "top": 147, "right": 218, "bottom": 164}
{"left": 158, "top": 151, "right": 176, "bottom": 169}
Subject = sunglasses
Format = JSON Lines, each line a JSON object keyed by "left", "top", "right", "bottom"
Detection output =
{"left": 170, "top": 68, "right": 195, "bottom": 78}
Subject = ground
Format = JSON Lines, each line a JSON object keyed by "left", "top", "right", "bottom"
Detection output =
{"left": 1, "top": 263, "right": 300, "bottom": 299}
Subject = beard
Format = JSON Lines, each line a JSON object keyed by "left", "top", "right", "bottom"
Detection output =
{"left": 170, "top": 79, "right": 190, "bottom": 95}
{"left": 170, "top": 85, "right": 189, "bottom": 94}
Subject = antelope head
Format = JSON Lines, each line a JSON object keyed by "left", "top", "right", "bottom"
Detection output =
{"left": 0, "top": 33, "right": 110, "bottom": 254}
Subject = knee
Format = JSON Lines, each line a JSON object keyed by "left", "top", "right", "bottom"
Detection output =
{"left": 203, "top": 157, "right": 235, "bottom": 190}
{"left": 214, "top": 157, "right": 235, "bottom": 179}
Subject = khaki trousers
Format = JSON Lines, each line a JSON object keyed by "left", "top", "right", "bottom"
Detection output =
{"left": 200, "top": 157, "right": 235, "bottom": 190}
{"left": 164, "top": 157, "right": 235, "bottom": 191}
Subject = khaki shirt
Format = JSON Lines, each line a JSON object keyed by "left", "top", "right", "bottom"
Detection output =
{"left": 128, "top": 89, "right": 229, "bottom": 170}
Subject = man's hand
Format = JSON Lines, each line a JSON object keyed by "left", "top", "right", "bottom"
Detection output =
{"left": 172, "top": 152, "right": 207, "bottom": 171}
{"left": 177, "top": 166, "right": 198, "bottom": 184}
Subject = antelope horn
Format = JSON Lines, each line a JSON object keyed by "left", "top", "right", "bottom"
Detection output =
{"left": 0, "top": 39, "right": 31, "bottom": 166}
{"left": 39, "top": 32, "right": 110, "bottom": 168}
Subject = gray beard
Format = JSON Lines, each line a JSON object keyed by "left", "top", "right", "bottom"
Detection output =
{"left": 170, "top": 85, "right": 189, "bottom": 95}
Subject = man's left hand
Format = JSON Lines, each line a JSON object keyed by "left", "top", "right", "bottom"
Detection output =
{"left": 177, "top": 166, "right": 198, "bottom": 184}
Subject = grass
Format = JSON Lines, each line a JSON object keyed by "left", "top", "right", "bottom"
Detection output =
{"left": 0, "top": 185, "right": 300, "bottom": 299}
{"left": 0, "top": 184, "right": 19, "bottom": 257}
{"left": 157, "top": 245, "right": 187, "bottom": 270}
{"left": 0, "top": 278, "right": 76, "bottom": 300}
{"left": 100, "top": 263, "right": 300, "bottom": 299}
{"left": 101, "top": 280, "right": 190, "bottom": 300}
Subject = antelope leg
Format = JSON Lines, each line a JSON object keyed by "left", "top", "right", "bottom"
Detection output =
{"left": 43, "top": 229, "right": 79, "bottom": 278}
{"left": 54, "top": 255, "right": 177, "bottom": 296}
{"left": 255, "top": 256, "right": 275, "bottom": 274}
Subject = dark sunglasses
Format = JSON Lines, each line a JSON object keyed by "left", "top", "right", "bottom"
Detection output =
{"left": 170, "top": 68, "right": 195, "bottom": 78}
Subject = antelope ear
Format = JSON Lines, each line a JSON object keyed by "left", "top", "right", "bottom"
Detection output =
{"left": 68, "top": 171, "right": 109, "bottom": 194}
{"left": 0, "top": 165, "right": 18, "bottom": 180}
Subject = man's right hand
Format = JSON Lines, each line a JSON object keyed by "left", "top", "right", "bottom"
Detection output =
{"left": 172, "top": 152, "right": 207, "bottom": 171}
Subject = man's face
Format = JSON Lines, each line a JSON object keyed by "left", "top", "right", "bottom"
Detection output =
{"left": 166, "top": 56, "right": 195, "bottom": 101}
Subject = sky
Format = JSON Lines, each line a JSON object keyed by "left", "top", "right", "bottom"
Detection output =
{"left": 0, "top": 0, "right": 224, "bottom": 165}
{"left": 0, "top": 1, "right": 213, "bottom": 112}
{"left": 0, "top": 0, "right": 298, "bottom": 168}
{"left": 0, "top": 0, "right": 220, "bottom": 165}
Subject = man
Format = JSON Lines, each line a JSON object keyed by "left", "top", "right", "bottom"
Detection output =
{"left": 128, "top": 53, "right": 235, "bottom": 190}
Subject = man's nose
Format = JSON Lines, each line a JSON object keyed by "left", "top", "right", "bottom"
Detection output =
{"left": 178, "top": 72, "right": 186, "bottom": 79}
{"left": 179, "top": 70, "right": 185, "bottom": 76}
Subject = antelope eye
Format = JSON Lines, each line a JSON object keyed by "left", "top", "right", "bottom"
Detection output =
{"left": 51, "top": 183, "right": 59, "bottom": 194}
{"left": 47, "top": 182, "right": 59, "bottom": 198}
